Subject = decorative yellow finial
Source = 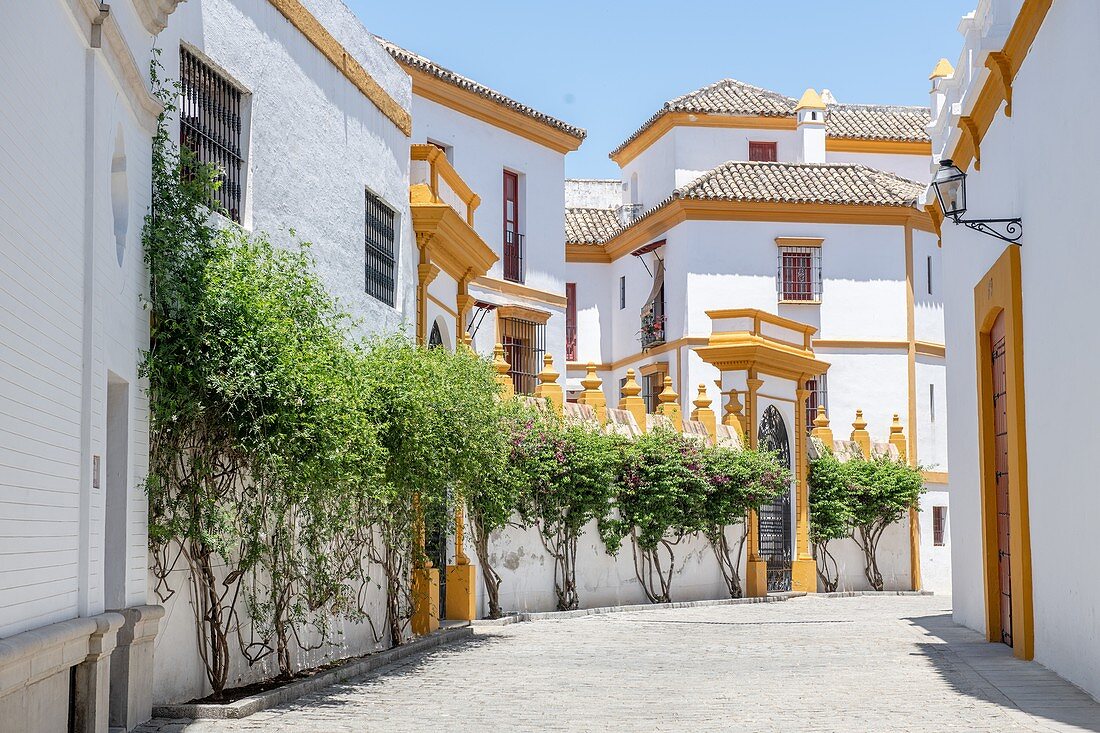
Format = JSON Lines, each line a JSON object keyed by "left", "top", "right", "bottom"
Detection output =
{"left": 889, "top": 413, "right": 908, "bottom": 463}
{"left": 461, "top": 332, "right": 473, "bottom": 350}
{"left": 577, "top": 362, "right": 607, "bottom": 425}
{"left": 851, "top": 409, "right": 871, "bottom": 459}
{"left": 929, "top": 58, "right": 954, "bottom": 80}
{"left": 492, "top": 343, "right": 514, "bottom": 399}
{"left": 691, "top": 384, "right": 716, "bottom": 444}
{"left": 619, "top": 369, "right": 647, "bottom": 433}
{"left": 795, "top": 88, "right": 825, "bottom": 111}
{"left": 810, "top": 405, "right": 834, "bottom": 446}
{"left": 534, "top": 354, "right": 563, "bottom": 412}
{"left": 656, "top": 376, "right": 682, "bottom": 432}
{"left": 724, "top": 389, "right": 747, "bottom": 437}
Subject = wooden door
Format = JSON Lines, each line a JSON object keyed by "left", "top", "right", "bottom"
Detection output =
{"left": 990, "top": 312, "right": 1013, "bottom": 647}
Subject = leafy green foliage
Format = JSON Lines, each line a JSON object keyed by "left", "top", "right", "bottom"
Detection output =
{"left": 512, "top": 411, "right": 623, "bottom": 610}
{"left": 808, "top": 449, "right": 854, "bottom": 592}
{"left": 699, "top": 446, "right": 789, "bottom": 598}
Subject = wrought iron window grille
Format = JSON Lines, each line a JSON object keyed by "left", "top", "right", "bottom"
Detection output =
{"left": 364, "top": 190, "right": 396, "bottom": 307}
{"left": 500, "top": 316, "right": 545, "bottom": 395}
{"left": 777, "top": 245, "right": 822, "bottom": 302}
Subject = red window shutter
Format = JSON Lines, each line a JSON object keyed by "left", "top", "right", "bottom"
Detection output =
{"left": 782, "top": 251, "right": 813, "bottom": 300}
{"left": 565, "top": 283, "right": 577, "bottom": 361}
{"left": 749, "top": 141, "right": 777, "bottom": 162}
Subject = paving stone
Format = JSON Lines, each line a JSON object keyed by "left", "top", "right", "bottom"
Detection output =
{"left": 138, "top": 596, "right": 1100, "bottom": 732}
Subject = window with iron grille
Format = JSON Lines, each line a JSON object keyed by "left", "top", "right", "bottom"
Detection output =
{"left": 933, "top": 506, "right": 947, "bottom": 546}
{"left": 500, "top": 316, "right": 545, "bottom": 395}
{"left": 778, "top": 245, "right": 822, "bottom": 302}
{"left": 503, "top": 170, "right": 524, "bottom": 283}
{"left": 641, "top": 369, "right": 666, "bottom": 414}
{"left": 805, "top": 374, "right": 829, "bottom": 432}
{"left": 364, "top": 190, "right": 396, "bottom": 307}
{"left": 180, "top": 47, "right": 244, "bottom": 222}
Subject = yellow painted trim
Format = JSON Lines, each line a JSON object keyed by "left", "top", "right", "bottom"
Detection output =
{"left": 905, "top": 222, "right": 918, "bottom": 467}
{"left": 915, "top": 341, "right": 946, "bottom": 358}
{"left": 929, "top": 58, "right": 955, "bottom": 80}
{"left": 606, "top": 337, "right": 709, "bottom": 372}
{"left": 496, "top": 303, "right": 551, "bottom": 325}
{"left": 639, "top": 361, "right": 669, "bottom": 378}
{"left": 471, "top": 276, "right": 568, "bottom": 308}
{"left": 946, "top": 0, "right": 1053, "bottom": 172}
{"left": 974, "top": 245, "right": 1033, "bottom": 660}
{"left": 825, "top": 138, "right": 932, "bottom": 156}
{"left": 612, "top": 112, "right": 796, "bottom": 167}
{"left": 571, "top": 200, "right": 934, "bottom": 264}
{"left": 411, "top": 144, "right": 480, "bottom": 225}
{"left": 266, "top": 0, "right": 411, "bottom": 136}
{"left": 775, "top": 237, "right": 824, "bottom": 248}
{"left": 411, "top": 204, "right": 497, "bottom": 284}
{"left": 567, "top": 361, "right": 611, "bottom": 372}
{"left": 754, "top": 392, "right": 797, "bottom": 404}
{"left": 813, "top": 339, "right": 908, "bottom": 350}
{"left": 795, "top": 88, "right": 825, "bottom": 111}
{"left": 565, "top": 244, "right": 613, "bottom": 263}
{"left": 405, "top": 67, "right": 582, "bottom": 153}
{"left": 922, "top": 471, "right": 949, "bottom": 485}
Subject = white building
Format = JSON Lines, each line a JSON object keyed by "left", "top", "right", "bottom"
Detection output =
{"left": 0, "top": 1, "right": 186, "bottom": 730}
{"left": 929, "top": 0, "right": 1100, "bottom": 704}
{"left": 564, "top": 79, "right": 952, "bottom": 594}
{"left": 377, "top": 38, "right": 585, "bottom": 392}
{"left": 150, "top": 0, "right": 418, "bottom": 707}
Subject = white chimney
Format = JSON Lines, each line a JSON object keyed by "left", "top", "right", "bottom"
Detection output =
{"left": 795, "top": 88, "right": 826, "bottom": 164}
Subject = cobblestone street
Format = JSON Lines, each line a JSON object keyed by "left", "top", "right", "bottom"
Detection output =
{"left": 139, "top": 595, "right": 1100, "bottom": 732}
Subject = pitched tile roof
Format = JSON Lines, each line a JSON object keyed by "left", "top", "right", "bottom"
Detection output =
{"left": 569, "top": 162, "right": 924, "bottom": 245}
{"left": 565, "top": 207, "right": 623, "bottom": 245}
{"left": 610, "top": 78, "right": 929, "bottom": 157}
{"left": 676, "top": 161, "right": 925, "bottom": 207}
{"left": 375, "top": 36, "right": 586, "bottom": 143}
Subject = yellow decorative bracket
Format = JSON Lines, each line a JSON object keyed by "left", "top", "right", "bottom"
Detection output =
{"left": 986, "top": 52, "right": 1014, "bottom": 117}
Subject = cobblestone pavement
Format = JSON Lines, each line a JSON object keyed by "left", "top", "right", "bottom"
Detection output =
{"left": 138, "top": 595, "right": 1100, "bottom": 732}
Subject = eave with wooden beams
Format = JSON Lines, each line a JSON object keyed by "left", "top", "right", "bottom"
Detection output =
{"left": 410, "top": 144, "right": 497, "bottom": 344}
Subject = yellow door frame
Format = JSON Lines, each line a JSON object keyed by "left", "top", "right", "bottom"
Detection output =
{"left": 973, "top": 245, "right": 1034, "bottom": 660}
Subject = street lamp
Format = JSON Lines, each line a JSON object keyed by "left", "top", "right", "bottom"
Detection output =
{"left": 932, "top": 159, "right": 1023, "bottom": 243}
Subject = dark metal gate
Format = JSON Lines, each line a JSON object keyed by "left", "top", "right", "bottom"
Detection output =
{"left": 991, "top": 314, "right": 1012, "bottom": 647}
{"left": 757, "top": 405, "right": 793, "bottom": 592}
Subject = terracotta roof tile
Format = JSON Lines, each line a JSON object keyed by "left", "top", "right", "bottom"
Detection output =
{"left": 565, "top": 207, "right": 623, "bottom": 245}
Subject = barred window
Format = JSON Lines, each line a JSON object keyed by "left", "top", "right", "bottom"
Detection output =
{"left": 805, "top": 374, "right": 828, "bottom": 432}
{"left": 933, "top": 506, "right": 947, "bottom": 546}
{"left": 778, "top": 245, "right": 822, "bottom": 302}
{"left": 180, "top": 47, "right": 244, "bottom": 222}
{"left": 642, "top": 369, "right": 667, "bottom": 414}
{"left": 500, "top": 316, "right": 545, "bottom": 395}
{"left": 365, "top": 190, "right": 396, "bottom": 307}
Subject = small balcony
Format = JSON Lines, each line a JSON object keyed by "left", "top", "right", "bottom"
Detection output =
{"left": 409, "top": 144, "right": 480, "bottom": 225}
{"left": 503, "top": 230, "right": 525, "bottom": 283}
{"left": 640, "top": 305, "right": 666, "bottom": 350}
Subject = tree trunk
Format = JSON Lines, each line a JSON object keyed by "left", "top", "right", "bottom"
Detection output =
{"left": 813, "top": 540, "right": 839, "bottom": 593}
{"left": 471, "top": 517, "right": 502, "bottom": 619}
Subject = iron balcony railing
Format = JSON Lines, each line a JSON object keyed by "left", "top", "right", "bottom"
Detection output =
{"left": 639, "top": 303, "right": 666, "bottom": 350}
{"left": 565, "top": 325, "right": 577, "bottom": 362}
{"left": 504, "top": 230, "right": 525, "bottom": 283}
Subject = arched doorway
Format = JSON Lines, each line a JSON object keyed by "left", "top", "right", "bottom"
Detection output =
{"left": 758, "top": 405, "right": 792, "bottom": 592}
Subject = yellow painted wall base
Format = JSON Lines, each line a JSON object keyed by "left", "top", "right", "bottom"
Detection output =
{"left": 411, "top": 567, "right": 440, "bottom": 636}
{"left": 745, "top": 559, "right": 768, "bottom": 597}
{"left": 791, "top": 558, "right": 817, "bottom": 593}
{"left": 445, "top": 564, "right": 478, "bottom": 621}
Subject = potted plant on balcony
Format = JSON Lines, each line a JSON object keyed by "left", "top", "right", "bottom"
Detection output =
{"left": 639, "top": 309, "right": 666, "bottom": 349}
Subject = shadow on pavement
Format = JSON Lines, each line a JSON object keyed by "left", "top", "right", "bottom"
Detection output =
{"left": 906, "top": 612, "right": 1100, "bottom": 732}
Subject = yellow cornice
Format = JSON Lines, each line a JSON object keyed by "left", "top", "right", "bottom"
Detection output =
{"left": 266, "top": 0, "right": 411, "bottom": 136}
{"left": 496, "top": 303, "right": 551, "bottom": 324}
{"left": 405, "top": 67, "right": 582, "bottom": 153}
{"left": 567, "top": 200, "right": 934, "bottom": 263}
{"left": 471, "top": 275, "right": 568, "bottom": 308}
{"left": 411, "top": 203, "right": 497, "bottom": 283}
{"left": 611, "top": 113, "right": 797, "bottom": 167}
{"left": 946, "top": 0, "right": 1053, "bottom": 172}
{"left": 825, "top": 138, "right": 932, "bottom": 156}
{"left": 922, "top": 470, "right": 949, "bottom": 485}
{"left": 775, "top": 237, "right": 824, "bottom": 248}
{"left": 696, "top": 339, "right": 830, "bottom": 382}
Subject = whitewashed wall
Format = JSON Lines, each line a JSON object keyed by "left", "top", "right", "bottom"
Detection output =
{"left": 565, "top": 179, "right": 621, "bottom": 209}
{"left": 0, "top": 0, "right": 166, "bottom": 638}
{"left": 933, "top": 0, "right": 1100, "bottom": 700}
{"left": 150, "top": 0, "right": 417, "bottom": 704}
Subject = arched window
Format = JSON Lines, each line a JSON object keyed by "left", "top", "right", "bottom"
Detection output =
{"left": 428, "top": 321, "right": 444, "bottom": 349}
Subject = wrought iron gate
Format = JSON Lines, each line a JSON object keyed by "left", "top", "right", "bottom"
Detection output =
{"left": 991, "top": 315, "right": 1013, "bottom": 647}
{"left": 757, "top": 405, "right": 793, "bottom": 592}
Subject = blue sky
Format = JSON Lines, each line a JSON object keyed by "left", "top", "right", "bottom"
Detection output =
{"left": 349, "top": 1, "right": 976, "bottom": 179}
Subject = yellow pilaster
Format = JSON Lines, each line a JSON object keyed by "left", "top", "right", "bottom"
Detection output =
{"left": 619, "top": 369, "right": 648, "bottom": 434}
{"left": 533, "top": 354, "right": 563, "bottom": 413}
{"left": 690, "top": 384, "right": 717, "bottom": 445}
{"left": 791, "top": 382, "right": 816, "bottom": 593}
{"left": 492, "top": 343, "right": 514, "bottom": 399}
{"left": 445, "top": 501, "right": 476, "bottom": 621}
{"left": 656, "top": 375, "right": 682, "bottom": 432}
{"left": 851, "top": 409, "right": 871, "bottom": 459}
{"left": 576, "top": 362, "right": 608, "bottom": 425}
{"left": 745, "top": 373, "right": 768, "bottom": 598}
{"left": 410, "top": 496, "right": 439, "bottom": 635}
{"left": 810, "top": 405, "right": 834, "bottom": 446}
{"left": 891, "top": 413, "right": 923, "bottom": 592}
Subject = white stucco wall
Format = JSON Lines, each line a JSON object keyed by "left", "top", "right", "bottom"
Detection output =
{"left": 934, "top": 0, "right": 1100, "bottom": 701}
{"left": 565, "top": 179, "right": 621, "bottom": 209}
{"left": 0, "top": 0, "right": 165, "bottom": 639}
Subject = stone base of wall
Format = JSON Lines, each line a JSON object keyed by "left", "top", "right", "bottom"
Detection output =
{"left": 0, "top": 606, "right": 163, "bottom": 732}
